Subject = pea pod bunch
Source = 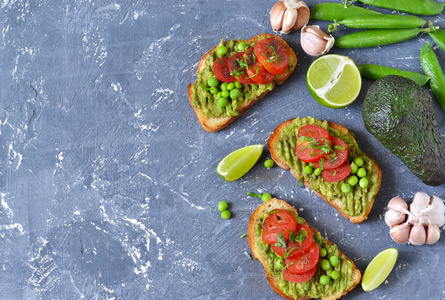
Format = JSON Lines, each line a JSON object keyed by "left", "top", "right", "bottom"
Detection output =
{"left": 420, "top": 42, "right": 445, "bottom": 110}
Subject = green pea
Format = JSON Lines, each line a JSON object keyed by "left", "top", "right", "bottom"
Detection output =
{"left": 208, "top": 77, "right": 219, "bottom": 87}
{"left": 235, "top": 81, "right": 242, "bottom": 89}
{"left": 275, "top": 258, "right": 285, "bottom": 270}
{"left": 354, "top": 157, "right": 364, "bottom": 167}
{"left": 359, "top": 177, "right": 369, "bottom": 188}
{"left": 237, "top": 41, "right": 247, "bottom": 51}
{"left": 221, "top": 82, "right": 228, "bottom": 91}
{"left": 218, "top": 201, "right": 228, "bottom": 211}
{"left": 320, "top": 248, "right": 327, "bottom": 257}
{"left": 262, "top": 193, "right": 272, "bottom": 202}
{"left": 304, "top": 165, "right": 313, "bottom": 174}
{"left": 210, "top": 87, "right": 218, "bottom": 94}
{"left": 216, "top": 45, "right": 228, "bottom": 57}
{"left": 321, "top": 259, "right": 331, "bottom": 271}
{"left": 221, "top": 210, "right": 231, "bottom": 219}
{"left": 217, "top": 91, "right": 222, "bottom": 99}
{"left": 329, "top": 256, "right": 339, "bottom": 267}
{"left": 217, "top": 97, "right": 228, "bottom": 108}
{"left": 314, "top": 168, "right": 322, "bottom": 176}
{"left": 357, "top": 168, "right": 367, "bottom": 178}
{"left": 264, "top": 159, "right": 275, "bottom": 168}
{"left": 350, "top": 162, "right": 358, "bottom": 174}
{"left": 341, "top": 183, "right": 351, "bottom": 194}
{"left": 230, "top": 88, "right": 241, "bottom": 99}
{"left": 347, "top": 175, "right": 358, "bottom": 186}
{"left": 221, "top": 90, "right": 229, "bottom": 98}
{"left": 319, "top": 275, "right": 330, "bottom": 285}
{"left": 331, "top": 270, "right": 340, "bottom": 280}
{"left": 227, "top": 83, "right": 235, "bottom": 90}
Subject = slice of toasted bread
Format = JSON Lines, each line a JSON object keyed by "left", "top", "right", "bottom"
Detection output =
{"left": 248, "top": 198, "right": 362, "bottom": 300}
{"left": 188, "top": 34, "right": 297, "bottom": 132}
{"left": 268, "top": 119, "right": 382, "bottom": 224}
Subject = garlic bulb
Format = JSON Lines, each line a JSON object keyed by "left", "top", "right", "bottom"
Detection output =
{"left": 409, "top": 223, "right": 426, "bottom": 246}
{"left": 408, "top": 194, "right": 445, "bottom": 226}
{"left": 426, "top": 224, "right": 441, "bottom": 244}
{"left": 385, "top": 209, "right": 406, "bottom": 227}
{"left": 389, "top": 223, "right": 411, "bottom": 244}
{"left": 300, "top": 25, "right": 335, "bottom": 57}
{"left": 270, "top": 0, "right": 310, "bottom": 34}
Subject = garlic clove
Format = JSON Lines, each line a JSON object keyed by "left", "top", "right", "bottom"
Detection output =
{"left": 300, "top": 25, "right": 335, "bottom": 57}
{"left": 390, "top": 223, "right": 411, "bottom": 244}
{"left": 426, "top": 224, "right": 441, "bottom": 244}
{"left": 409, "top": 223, "right": 426, "bottom": 246}
{"left": 410, "top": 191, "right": 430, "bottom": 215}
{"left": 385, "top": 209, "right": 406, "bottom": 227}
{"left": 291, "top": 2, "right": 310, "bottom": 32}
{"left": 281, "top": 7, "right": 298, "bottom": 33}
{"left": 270, "top": 1, "right": 286, "bottom": 32}
{"left": 387, "top": 196, "right": 408, "bottom": 213}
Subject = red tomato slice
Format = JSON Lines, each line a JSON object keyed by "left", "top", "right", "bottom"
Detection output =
{"left": 262, "top": 210, "right": 297, "bottom": 244}
{"left": 212, "top": 57, "right": 237, "bottom": 83}
{"left": 322, "top": 161, "right": 351, "bottom": 183}
{"left": 295, "top": 125, "right": 331, "bottom": 163}
{"left": 253, "top": 38, "right": 289, "bottom": 75}
{"left": 270, "top": 223, "right": 313, "bottom": 258}
{"left": 227, "top": 52, "right": 255, "bottom": 85}
{"left": 315, "top": 137, "right": 348, "bottom": 170}
{"left": 282, "top": 264, "right": 317, "bottom": 283}
{"left": 246, "top": 59, "right": 275, "bottom": 84}
{"left": 285, "top": 242, "right": 320, "bottom": 274}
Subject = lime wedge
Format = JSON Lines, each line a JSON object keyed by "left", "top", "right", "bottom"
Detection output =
{"left": 361, "top": 248, "right": 398, "bottom": 292}
{"left": 307, "top": 54, "right": 362, "bottom": 109}
{"left": 216, "top": 144, "right": 264, "bottom": 182}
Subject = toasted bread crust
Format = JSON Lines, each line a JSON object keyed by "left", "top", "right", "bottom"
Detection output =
{"left": 188, "top": 34, "right": 297, "bottom": 132}
{"left": 267, "top": 119, "right": 382, "bottom": 224}
{"left": 248, "top": 199, "right": 361, "bottom": 300}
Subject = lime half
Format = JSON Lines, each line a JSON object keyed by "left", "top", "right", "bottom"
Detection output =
{"left": 361, "top": 248, "right": 398, "bottom": 292}
{"left": 216, "top": 144, "right": 264, "bottom": 182}
{"left": 307, "top": 54, "right": 362, "bottom": 108}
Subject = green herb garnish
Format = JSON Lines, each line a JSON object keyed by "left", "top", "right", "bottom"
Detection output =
{"left": 275, "top": 232, "right": 287, "bottom": 248}
{"left": 239, "top": 233, "right": 247, "bottom": 239}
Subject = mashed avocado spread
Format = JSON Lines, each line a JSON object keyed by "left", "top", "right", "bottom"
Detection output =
{"left": 255, "top": 211, "right": 356, "bottom": 299}
{"left": 191, "top": 36, "right": 294, "bottom": 118}
{"left": 275, "top": 116, "right": 380, "bottom": 217}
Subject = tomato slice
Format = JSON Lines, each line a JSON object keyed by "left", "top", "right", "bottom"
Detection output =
{"left": 315, "top": 137, "right": 348, "bottom": 170}
{"left": 212, "top": 57, "right": 237, "bottom": 83}
{"left": 285, "top": 242, "right": 320, "bottom": 274}
{"left": 322, "top": 161, "right": 351, "bottom": 182}
{"left": 246, "top": 59, "right": 275, "bottom": 84}
{"left": 262, "top": 210, "right": 297, "bottom": 244}
{"left": 282, "top": 264, "right": 317, "bottom": 283}
{"left": 253, "top": 38, "right": 289, "bottom": 75}
{"left": 296, "top": 125, "right": 331, "bottom": 163}
{"left": 227, "top": 52, "right": 256, "bottom": 85}
{"left": 270, "top": 223, "right": 313, "bottom": 258}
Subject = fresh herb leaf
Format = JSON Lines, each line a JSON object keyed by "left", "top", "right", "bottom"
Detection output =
{"left": 248, "top": 192, "right": 262, "bottom": 198}
{"left": 267, "top": 210, "right": 280, "bottom": 215}
{"left": 298, "top": 179, "right": 304, "bottom": 188}
{"left": 290, "top": 230, "right": 307, "bottom": 244}
{"left": 239, "top": 233, "right": 247, "bottom": 239}
{"left": 284, "top": 262, "right": 295, "bottom": 269}
{"left": 283, "top": 247, "right": 300, "bottom": 259}
{"left": 334, "top": 145, "right": 346, "bottom": 151}
{"left": 319, "top": 158, "right": 324, "bottom": 170}
{"left": 274, "top": 232, "right": 287, "bottom": 248}
{"left": 333, "top": 171, "right": 337, "bottom": 176}
{"left": 246, "top": 67, "right": 259, "bottom": 79}
{"left": 267, "top": 45, "right": 278, "bottom": 63}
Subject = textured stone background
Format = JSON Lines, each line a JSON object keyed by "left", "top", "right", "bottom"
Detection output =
{"left": 0, "top": 0, "right": 444, "bottom": 299}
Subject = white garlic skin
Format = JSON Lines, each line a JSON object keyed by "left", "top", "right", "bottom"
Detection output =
{"left": 387, "top": 196, "right": 408, "bottom": 213}
{"left": 270, "top": 0, "right": 310, "bottom": 34}
{"left": 426, "top": 224, "right": 441, "bottom": 245}
{"left": 409, "top": 223, "right": 426, "bottom": 246}
{"left": 385, "top": 209, "right": 406, "bottom": 227}
{"left": 300, "top": 25, "right": 335, "bottom": 57}
{"left": 409, "top": 191, "right": 430, "bottom": 216}
{"left": 389, "top": 223, "right": 411, "bottom": 244}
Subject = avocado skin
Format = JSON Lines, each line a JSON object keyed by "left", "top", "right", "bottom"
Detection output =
{"left": 362, "top": 75, "right": 445, "bottom": 186}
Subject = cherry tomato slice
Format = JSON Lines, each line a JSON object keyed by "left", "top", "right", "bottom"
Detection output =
{"left": 212, "top": 57, "right": 237, "bottom": 83}
{"left": 315, "top": 137, "right": 349, "bottom": 170}
{"left": 262, "top": 210, "right": 297, "bottom": 244}
{"left": 322, "top": 161, "right": 351, "bottom": 183}
{"left": 282, "top": 264, "right": 317, "bottom": 283}
{"left": 227, "top": 52, "right": 255, "bottom": 85}
{"left": 295, "top": 125, "right": 331, "bottom": 163}
{"left": 246, "top": 59, "right": 275, "bottom": 84}
{"left": 253, "top": 38, "right": 289, "bottom": 75}
{"left": 271, "top": 223, "right": 313, "bottom": 258}
{"left": 285, "top": 242, "right": 320, "bottom": 274}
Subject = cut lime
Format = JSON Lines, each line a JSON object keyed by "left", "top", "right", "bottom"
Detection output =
{"left": 216, "top": 144, "right": 264, "bottom": 182}
{"left": 361, "top": 248, "right": 398, "bottom": 292}
{"left": 307, "top": 54, "right": 362, "bottom": 108}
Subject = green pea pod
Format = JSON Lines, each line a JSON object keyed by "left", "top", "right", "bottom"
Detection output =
{"left": 328, "top": 14, "right": 426, "bottom": 32}
{"left": 358, "top": 0, "right": 444, "bottom": 15}
{"left": 310, "top": 3, "right": 381, "bottom": 22}
{"left": 428, "top": 29, "right": 445, "bottom": 52}
{"left": 358, "top": 64, "right": 430, "bottom": 86}
{"left": 335, "top": 26, "right": 437, "bottom": 49}
{"left": 420, "top": 42, "right": 445, "bottom": 110}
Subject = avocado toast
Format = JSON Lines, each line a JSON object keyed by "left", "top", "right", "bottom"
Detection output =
{"left": 268, "top": 116, "right": 382, "bottom": 223}
{"left": 188, "top": 34, "right": 297, "bottom": 132}
{"left": 248, "top": 198, "right": 361, "bottom": 300}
